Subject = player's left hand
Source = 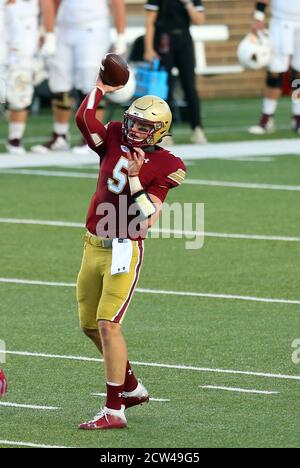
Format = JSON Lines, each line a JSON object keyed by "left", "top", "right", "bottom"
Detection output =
{"left": 111, "top": 34, "right": 127, "bottom": 56}
{"left": 127, "top": 147, "right": 145, "bottom": 177}
{"left": 40, "top": 32, "right": 56, "bottom": 58}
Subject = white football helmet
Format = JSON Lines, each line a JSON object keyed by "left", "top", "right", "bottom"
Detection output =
{"left": 107, "top": 68, "right": 136, "bottom": 104}
{"left": 237, "top": 31, "right": 271, "bottom": 70}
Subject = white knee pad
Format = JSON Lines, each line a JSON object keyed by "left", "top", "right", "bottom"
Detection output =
{"left": 6, "top": 67, "right": 33, "bottom": 110}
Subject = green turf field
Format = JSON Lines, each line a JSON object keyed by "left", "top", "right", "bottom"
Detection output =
{"left": 0, "top": 98, "right": 300, "bottom": 448}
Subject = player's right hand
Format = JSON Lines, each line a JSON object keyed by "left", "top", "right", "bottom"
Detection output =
{"left": 144, "top": 49, "right": 160, "bottom": 64}
{"left": 96, "top": 78, "right": 124, "bottom": 95}
{"left": 251, "top": 19, "right": 265, "bottom": 34}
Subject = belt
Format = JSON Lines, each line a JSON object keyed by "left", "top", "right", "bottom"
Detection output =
{"left": 85, "top": 232, "right": 113, "bottom": 249}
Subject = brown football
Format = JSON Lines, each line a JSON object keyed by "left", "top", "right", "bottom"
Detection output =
{"left": 99, "top": 53, "right": 130, "bottom": 87}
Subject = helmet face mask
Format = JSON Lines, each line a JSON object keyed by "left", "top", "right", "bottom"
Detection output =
{"left": 123, "top": 95, "right": 172, "bottom": 147}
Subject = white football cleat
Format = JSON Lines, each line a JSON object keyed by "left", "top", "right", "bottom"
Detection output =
{"left": 248, "top": 117, "right": 275, "bottom": 135}
{"left": 72, "top": 143, "right": 91, "bottom": 155}
{"left": 31, "top": 133, "right": 70, "bottom": 153}
{"left": 122, "top": 380, "right": 150, "bottom": 409}
{"left": 161, "top": 135, "right": 174, "bottom": 147}
{"left": 292, "top": 118, "right": 300, "bottom": 134}
{"left": 191, "top": 127, "right": 208, "bottom": 144}
{"left": 6, "top": 139, "right": 26, "bottom": 155}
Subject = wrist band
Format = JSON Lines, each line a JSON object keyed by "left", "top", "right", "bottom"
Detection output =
{"left": 132, "top": 190, "right": 156, "bottom": 220}
{"left": 128, "top": 175, "right": 143, "bottom": 195}
{"left": 256, "top": 2, "right": 267, "bottom": 13}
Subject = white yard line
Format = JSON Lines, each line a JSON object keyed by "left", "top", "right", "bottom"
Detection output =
{"left": 1, "top": 277, "right": 300, "bottom": 306}
{"left": 2, "top": 168, "right": 300, "bottom": 191}
{"left": 1, "top": 169, "right": 98, "bottom": 179}
{"left": 92, "top": 393, "right": 170, "bottom": 402}
{"left": 0, "top": 440, "right": 71, "bottom": 449}
{"left": 184, "top": 179, "right": 300, "bottom": 191}
{"left": 2, "top": 167, "right": 300, "bottom": 192}
{"left": 0, "top": 402, "right": 60, "bottom": 410}
{"left": 0, "top": 139, "right": 299, "bottom": 168}
{"left": 5, "top": 350, "right": 300, "bottom": 382}
{"left": 0, "top": 218, "right": 299, "bottom": 243}
{"left": 200, "top": 385, "right": 279, "bottom": 395}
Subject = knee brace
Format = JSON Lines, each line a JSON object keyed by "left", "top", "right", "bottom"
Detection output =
{"left": 52, "top": 92, "right": 73, "bottom": 111}
{"left": 6, "top": 68, "right": 34, "bottom": 111}
{"left": 266, "top": 71, "right": 285, "bottom": 89}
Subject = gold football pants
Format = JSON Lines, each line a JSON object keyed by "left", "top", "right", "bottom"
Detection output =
{"left": 77, "top": 233, "right": 144, "bottom": 328}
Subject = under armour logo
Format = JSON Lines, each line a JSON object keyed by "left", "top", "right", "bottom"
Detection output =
{"left": 144, "top": 158, "right": 150, "bottom": 164}
{"left": 128, "top": 369, "right": 133, "bottom": 375}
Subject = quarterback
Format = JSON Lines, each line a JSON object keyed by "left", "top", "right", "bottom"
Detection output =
{"left": 75, "top": 80, "right": 186, "bottom": 429}
{"left": 249, "top": 0, "right": 300, "bottom": 134}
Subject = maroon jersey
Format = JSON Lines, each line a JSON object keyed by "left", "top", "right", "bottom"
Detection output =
{"left": 76, "top": 87, "right": 186, "bottom": 240}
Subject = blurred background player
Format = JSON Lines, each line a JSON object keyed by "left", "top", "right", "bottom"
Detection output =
{"left": 31, "top": 0, "right": 127, "bottom": 155}
{"left": 0, "top": 1, "right": 16, "bottom": 107}
{"left": 0, "top": 368, "right": 8, "bottom": 398}
{"left": 144, "top": 0, "right": 207, "bottom": 145}
{"left": 5, "top": 0, "right": 56, "bottom": 155}
{"left": 249, "top": 0, "right": 300, "bottom": 135}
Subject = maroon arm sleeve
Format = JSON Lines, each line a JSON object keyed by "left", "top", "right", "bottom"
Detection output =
{"left": 75, "top": 87, "right": 107, "bottom": 152}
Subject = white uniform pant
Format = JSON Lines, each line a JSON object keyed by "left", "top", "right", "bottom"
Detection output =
{"left": 269, "top": 17, "right": 300, "bottom": 72}
{"left": 6, "top": 16, "right": 39, "bottom": 110}
{"left": 49, "top": 21, "right": 110, "bottom": 94}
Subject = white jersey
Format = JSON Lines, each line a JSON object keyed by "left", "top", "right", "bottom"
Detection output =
{"left": 15, "top": 0, "right": 39, "bottom": 18}
{"left": 57, "top": 0, "right": 110, "bottom": 28}
{"left": 0, "top": 1, "right": 24, "bottom": 52}
{"left": 272, "top": 0, "right": 300, "bottom": 21}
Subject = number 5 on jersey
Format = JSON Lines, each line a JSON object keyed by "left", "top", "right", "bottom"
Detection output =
{"left": 107, "top": 157, "right": 129, "bottom": 194}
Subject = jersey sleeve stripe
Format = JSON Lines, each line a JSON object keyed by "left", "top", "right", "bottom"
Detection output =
{"left": 91, "top": 133, "right": 104, "bottom": 147}
{"left": 87, "top": 87, "right": 98, "bottom": 110}
{"left": 168, "top": 170, "right": 186, "bottom": 183}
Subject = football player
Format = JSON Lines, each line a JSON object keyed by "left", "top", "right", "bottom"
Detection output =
{"left": 0, "top": 1, "right": 19, "bottom": 108}
{"left": 31, "top": 0, "right": 127, "bottom": 155}
{"left": 5, "top": 0, "right": 56, "bottom": 155}
{"left": 249, "top": 0, "right": 300, "bottom": 135}
{"left": 0, "top": 368, "right": 8, "bottom": 398}
{"left": 75, "top": 79, "right": 186, "bottom": 430}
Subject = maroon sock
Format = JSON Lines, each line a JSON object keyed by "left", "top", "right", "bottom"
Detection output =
{"left": 259, "top": 113, "right": 273, "bottom": 128}
{"left": 106, "top": 383, "right": 124, "bottom": 411}
{"left": 294, "top": 115, "right": 300, "bottom": 128}
{"left": 124, "top": 361, "right": 138, "bottom": 393}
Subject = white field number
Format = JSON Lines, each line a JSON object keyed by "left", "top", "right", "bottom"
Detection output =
{"left": 107, "top": 157, "right": 129, "bottom": 194}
